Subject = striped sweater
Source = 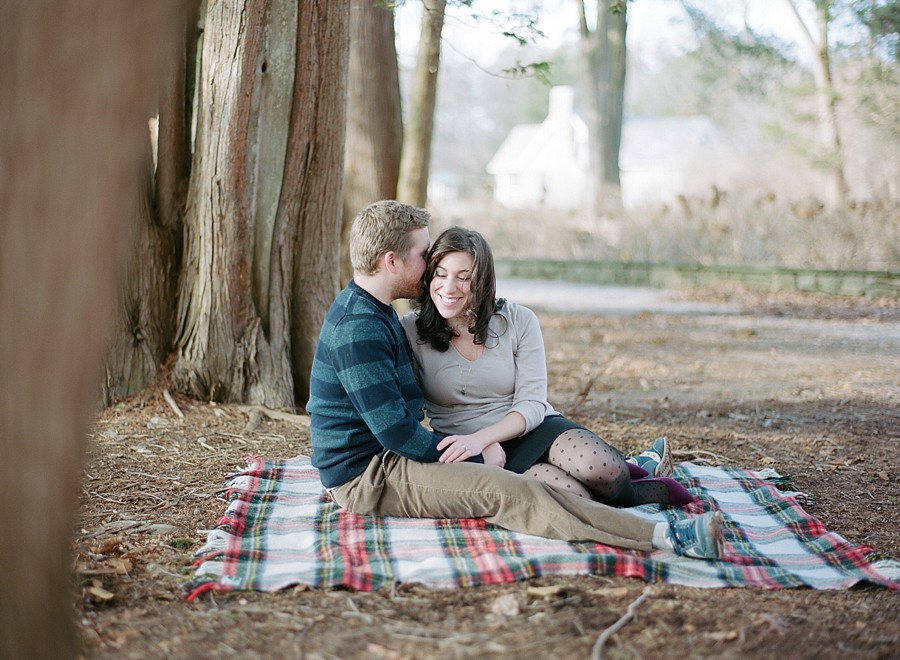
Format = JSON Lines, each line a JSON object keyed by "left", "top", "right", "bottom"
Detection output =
{"left": 307, "top": 281, "right": 442, "bottom": 488}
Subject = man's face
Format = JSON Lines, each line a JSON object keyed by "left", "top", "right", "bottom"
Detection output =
{"left": 394, "top": 227, "right": 430, "bottom": 300}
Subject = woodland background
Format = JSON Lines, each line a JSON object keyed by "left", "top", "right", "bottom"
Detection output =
{"left": 106, "top": 0, "right": 900, "bottom": 415}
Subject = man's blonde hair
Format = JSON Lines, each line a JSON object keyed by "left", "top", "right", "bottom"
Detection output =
{"left": 349, "top": 200, "right": 430, "bottom": 275}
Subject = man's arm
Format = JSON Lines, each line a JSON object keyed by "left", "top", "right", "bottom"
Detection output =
{"left": 334, "top": 316, "right": 443, "bottom": 462}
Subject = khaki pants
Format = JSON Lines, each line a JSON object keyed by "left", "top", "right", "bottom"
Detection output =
{"left": 331, "top": 451, "right": 656, "bottom": 551}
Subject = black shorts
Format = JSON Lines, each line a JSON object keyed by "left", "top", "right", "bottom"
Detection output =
{"left": 502, "top": 415, "right": 587, "bottom": 474}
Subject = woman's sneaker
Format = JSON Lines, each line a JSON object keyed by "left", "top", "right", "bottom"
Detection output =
{"left": 668, "top": 511, "right": 725, "bottom": 559}
{"left": 627, "top": 437, "right": 674, "bottom": 478}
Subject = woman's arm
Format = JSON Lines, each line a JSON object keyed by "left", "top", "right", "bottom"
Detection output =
{"left": 505, "top": 304, "right": 554, "bottom": 431}
{"left": 436, "top": 411, "right": 526, "bottom": 463}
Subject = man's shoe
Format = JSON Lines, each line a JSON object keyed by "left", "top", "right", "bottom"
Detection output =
{"left": 628, "top": 437, "right": 673, "bottom": 478}
{"left": 668, "top": 511, "right": 724, "bottom": 559}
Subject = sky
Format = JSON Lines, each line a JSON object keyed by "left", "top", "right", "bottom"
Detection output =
{"left": 395, "top": 0, "right": 819, "bottom": 69}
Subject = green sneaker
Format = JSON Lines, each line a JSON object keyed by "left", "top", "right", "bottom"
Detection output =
{"left": 630, "top": 437, "right": 673, "bottom": 478}
{"left": 668, "top": 511, "right": 724, "bottom": 559}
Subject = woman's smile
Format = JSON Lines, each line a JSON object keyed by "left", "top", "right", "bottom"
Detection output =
{"left": 430, "top": 251, "right": 474, "bottom": 320}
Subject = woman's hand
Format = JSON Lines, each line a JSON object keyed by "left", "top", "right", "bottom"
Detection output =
{"left": 436, "top": 433, "right": 490, "bottom": 463}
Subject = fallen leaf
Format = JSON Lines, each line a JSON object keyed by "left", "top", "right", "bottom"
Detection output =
{"left": 86, "top": 586, "right": 115, "bottom": 602}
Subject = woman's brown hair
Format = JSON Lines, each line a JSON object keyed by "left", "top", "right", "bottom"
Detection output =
{"left": 414, "top": 226, "right": 504, "bottom": 351}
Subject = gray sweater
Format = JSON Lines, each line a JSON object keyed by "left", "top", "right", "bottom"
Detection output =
{"left": 400, "top": 301, "right": 558, "bottom": 436}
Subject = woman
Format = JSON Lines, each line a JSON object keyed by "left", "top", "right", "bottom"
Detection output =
{"left": 400, "top": 226, "right": 693, "bottom": 508}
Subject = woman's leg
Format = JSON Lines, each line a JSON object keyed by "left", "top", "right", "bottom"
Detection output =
{"left": 545, "top": 428, "right": 687, "bottom": 507}
{"left": 523, "top": 462, "right": 592, "bottom": 499}
{"left": 544, "top": 428, "right": 632, "bottom": 501}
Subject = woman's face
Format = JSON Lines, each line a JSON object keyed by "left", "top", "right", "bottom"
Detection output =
{"left": 429, "top": 250, "right": 474, "bottom": 322}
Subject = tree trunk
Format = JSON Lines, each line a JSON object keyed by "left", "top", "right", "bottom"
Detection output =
{"left": 578, "top": 0, "right": 626, "bottom": 214}
{"left": 786, "top": 0, "right": 849, "bottom": 205}
{"left": 102, "top": 152, "right": 181, "bottom": 402}
{"left": 605, "top": 4, "right": 627, "bottom": 189}
{"left": 287, "top": 3, "right": 351, "bottom": 406}
{"left": 397, "top": 0, "right": 447, "bottom": 207}
{"left": 0, "top": 3, "right": 180, "bottom": 658}
{"left": 341, "top": 0, "right": 404, "bottom": 286}
{"left": 103, "top": 1, "right": 201, "bottom": 404}
{"left": 172, "top": 0, "right": 350, "bottom": 410}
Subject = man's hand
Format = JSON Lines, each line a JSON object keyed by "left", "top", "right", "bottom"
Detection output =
{"left": 481, "top": 442, "right": 506, "bottom": 468}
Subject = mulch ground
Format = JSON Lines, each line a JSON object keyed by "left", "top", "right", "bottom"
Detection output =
{"left": 75, "top": 288, "right": 899, "bottom": 659}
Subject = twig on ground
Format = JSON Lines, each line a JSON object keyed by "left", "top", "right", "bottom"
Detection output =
{"left": 236, "top": 405, "right": 311, "bottom": 429}
{"left": 675, "top": 448, "right": 733, "bottom": 464}
{"left": 162, "top": 389, "right": 184, "bottom": 420}
{"left": 197, "top": 437, "right": 218, "bottom": 452}
{"left": 127, "top": 471, "right": 182, "bottom": 481}
{"left": 564, "top": 369, "right": 596, "bottom": 418}
{"left": 591, "top": 587, "right": 653, "bottom": 660}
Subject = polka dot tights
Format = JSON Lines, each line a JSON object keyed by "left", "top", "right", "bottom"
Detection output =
{"left": 523, "top": 428, "right": 664, "bottom": 506}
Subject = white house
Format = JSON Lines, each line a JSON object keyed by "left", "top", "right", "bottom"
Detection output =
{"left": 486, "top": 86, "right": 728, "bottom": 211}
{"left": 486, "top": 86, "right": 590, "bottom": 211}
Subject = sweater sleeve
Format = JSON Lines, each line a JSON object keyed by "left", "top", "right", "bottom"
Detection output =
{"left": 331, "top": 313, "right": 442, "bottom": 463}
{"left": 505, "top": 303, "right": 555, "bottom": 433}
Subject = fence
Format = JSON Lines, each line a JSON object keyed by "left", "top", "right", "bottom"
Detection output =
{"left": 494, "top": 259, "right": 900, "bottom": 298}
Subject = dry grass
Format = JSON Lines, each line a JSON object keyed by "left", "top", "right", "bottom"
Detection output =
{"left": 432, "top": 195, "right": 900, "bottom": 270}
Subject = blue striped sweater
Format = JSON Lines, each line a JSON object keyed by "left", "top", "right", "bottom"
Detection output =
{"left": 308, "top": 281, "right": 443, "bottom": 488}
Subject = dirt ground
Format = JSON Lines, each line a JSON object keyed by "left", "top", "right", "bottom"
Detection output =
{"left": 75, "top": 286, "right": 899, "bottom": 659}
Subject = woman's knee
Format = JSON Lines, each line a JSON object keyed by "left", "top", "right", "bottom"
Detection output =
{"left": 524, "top": 462, "right": 593, "bottom": 499}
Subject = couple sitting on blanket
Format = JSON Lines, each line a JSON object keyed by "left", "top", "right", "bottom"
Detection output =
{"left": 308, "top": 200, "right": 724, "bottom": 560}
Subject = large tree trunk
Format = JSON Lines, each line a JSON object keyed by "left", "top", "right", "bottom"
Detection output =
{"left": 172, "top": 0, "right": 350, "bottom": 410}
{"left": 786, "top": 0, "right": 849, "bottom": 205}
{"left": 397, "top": 0, "right": 447, "bottom": 207}
{"left": 0, "top": 3, "right": 180, "bottom": 658}
{"left": 341, "top": 0, "right": 404, "bottom": 286}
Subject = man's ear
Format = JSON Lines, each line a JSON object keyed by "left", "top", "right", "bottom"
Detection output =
{"left": 382, "top": 250, "right": 398, "bottom": 275}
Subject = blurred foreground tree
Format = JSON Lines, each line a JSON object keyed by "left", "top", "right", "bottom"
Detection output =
{"left": 1, "top": 5, "right": 182, "bottom": 658}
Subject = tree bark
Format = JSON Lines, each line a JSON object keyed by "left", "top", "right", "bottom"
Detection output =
{"left": 0, "top": 3, "right": 181, "bottom": 658}
{"left": 397, "top": 0, "right": 447, "bottom": 207}
{"left": 172, "top": 0, "right": 349, "bottom": 409}
{"left": 341, "top": 0, "right": 404, "bottom": 286}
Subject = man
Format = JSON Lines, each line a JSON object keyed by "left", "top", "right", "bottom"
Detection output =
{"left": 308, "top": 200, "right": 723, "bottom": 559}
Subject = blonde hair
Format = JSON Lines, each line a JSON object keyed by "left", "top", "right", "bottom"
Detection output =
{"left": 349, "top": 200, "right": 430, "bottom": 275}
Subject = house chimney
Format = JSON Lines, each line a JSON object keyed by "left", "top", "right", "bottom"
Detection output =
{"left": 548, "top": 85, "right": 575, "bottom": 119}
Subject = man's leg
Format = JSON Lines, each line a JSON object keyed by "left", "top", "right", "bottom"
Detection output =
{"left": 332, "top": 452, "right": 656, "bottom": 551}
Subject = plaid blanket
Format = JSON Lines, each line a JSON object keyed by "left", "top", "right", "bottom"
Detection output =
{"left": 185, "top": 456, "right": 900, "bottom": 599}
